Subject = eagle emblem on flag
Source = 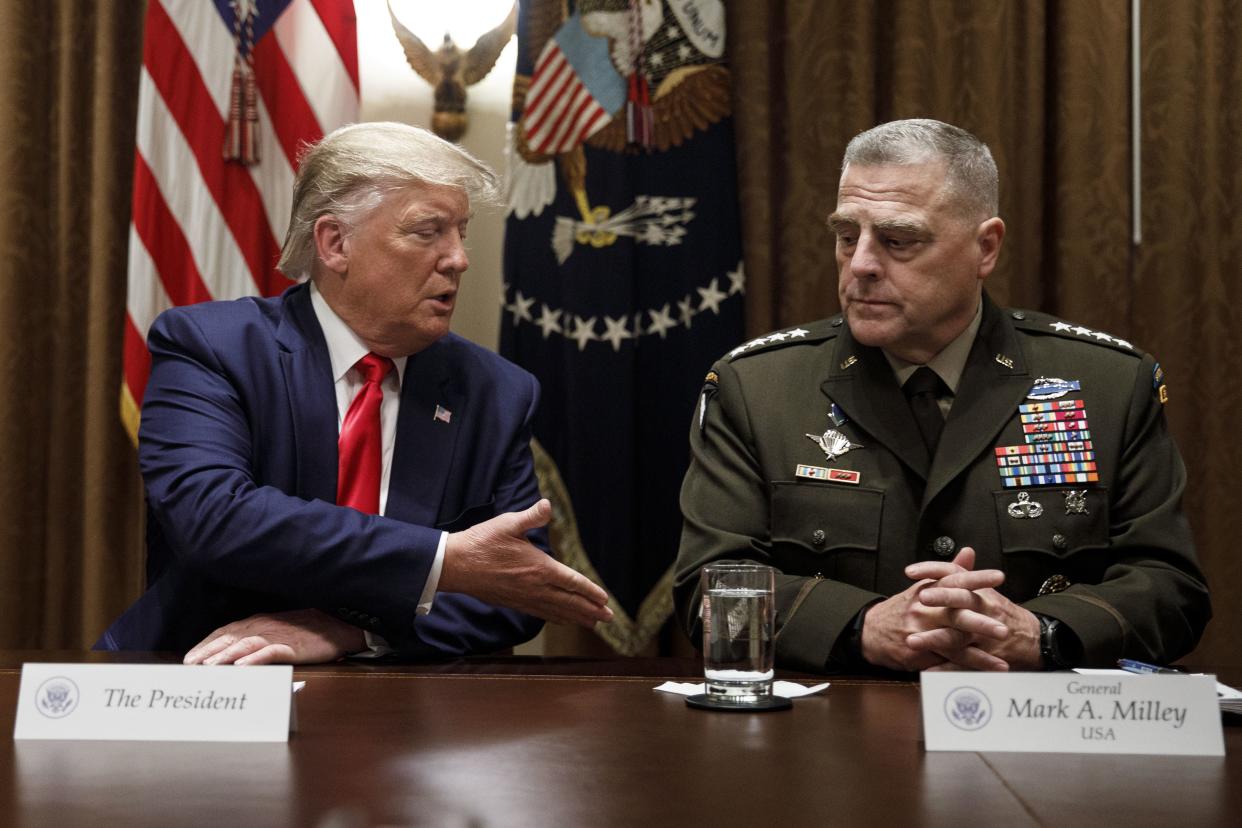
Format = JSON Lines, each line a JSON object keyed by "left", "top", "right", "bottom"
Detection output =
{"left": 510, "top": 0, "right": 731, "bottom": 223}
{"left": 502, "top": 0, "right": 742, "bottom": 657}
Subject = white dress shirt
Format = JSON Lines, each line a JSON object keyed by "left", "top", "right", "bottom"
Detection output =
{"left": 310, "top": 282, "right": 445, "bottom": 619}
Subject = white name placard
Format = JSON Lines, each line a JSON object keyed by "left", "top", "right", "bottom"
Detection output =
{"left": 921, "top": 672, "right": 1224, "bottom": 756}
{"left": 13, "top": 663, "right": 294, "bottom": 742}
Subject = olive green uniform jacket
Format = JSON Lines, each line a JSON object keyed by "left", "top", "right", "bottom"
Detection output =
{"left": 675, "top": 295, "right": 1211, "bottom": 673}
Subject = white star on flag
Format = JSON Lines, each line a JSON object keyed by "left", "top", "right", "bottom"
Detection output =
{"left": 601, "top": 316, "right": 632, "bottom": 351}
{"left": 696, "top": 278, "right": 727, "bottom": 314}
{"left": 535, "top": 304, "right": 563, "bottom": 339}
{"left": 507, "top": 291, "right": 535, "bottom": 324}
{"left": 569, "top": 315, "right": 598, "bottom": 351}
{"left": 677, "top": 296, "right": 698, "bottom": 328}
{"left": 647, "top": 304, "right": 677, "bottom": 339}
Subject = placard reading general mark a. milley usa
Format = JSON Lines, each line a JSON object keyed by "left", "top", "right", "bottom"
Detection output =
{"left": 13, "top": 663, "right": 293, "bottom": 742}
{"left": 921, "top": 672, "right": 1223, "bottom": 756}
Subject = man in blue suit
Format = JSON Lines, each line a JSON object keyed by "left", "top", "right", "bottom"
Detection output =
{"left": 99, "top": 122, "right": 611, "bottom": 663}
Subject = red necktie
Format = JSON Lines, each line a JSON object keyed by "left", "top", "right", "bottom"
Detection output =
{"left": 337, "top": 353, "right": 394, "bottom": 514}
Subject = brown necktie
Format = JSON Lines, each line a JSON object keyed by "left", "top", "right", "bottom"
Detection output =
{"left": 903, "top": 366, "right": 948, "bottom": 456}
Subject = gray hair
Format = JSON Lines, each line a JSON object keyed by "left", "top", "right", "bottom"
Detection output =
{"left": 277, "top": 121, "right": 501, "bottom": 279}
{"left": 842, "top": 119, "right": 998, "bottom": 220}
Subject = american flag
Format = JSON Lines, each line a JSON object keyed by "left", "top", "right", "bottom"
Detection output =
{"left": 521, "top": 13, "right": 624, "bottom": 156}
{"left": 121, "top": 0, "right": 358, "bottom": 439}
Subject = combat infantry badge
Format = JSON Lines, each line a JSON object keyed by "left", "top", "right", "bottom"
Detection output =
{"left": 1027, "top": 377, "right": 1081, "bottom": 400}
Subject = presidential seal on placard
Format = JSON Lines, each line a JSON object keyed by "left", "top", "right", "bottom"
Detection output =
{"left": 36, "top": 676, "right": 80, "bottom": 719}
{"left": 944, "top": 686, "right": 992, "bottom": 731}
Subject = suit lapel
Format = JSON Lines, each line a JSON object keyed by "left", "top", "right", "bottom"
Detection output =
{"left": 386, "top": 339, "right": 464, "bottom": 526}
{"left": 923, "top": 297, "right": 1031, "bottom": 508}
{"left": 822, "top": 324, "right": 932, "bottom": 480}
{"left": 276, "top": 284, "right": 339, "bottom": 504}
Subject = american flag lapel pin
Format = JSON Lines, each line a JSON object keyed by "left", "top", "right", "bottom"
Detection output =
{"left": 433, "top": 405, "right": 452, "bottom": 424}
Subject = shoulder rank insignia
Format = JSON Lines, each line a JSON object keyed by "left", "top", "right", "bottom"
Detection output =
{"left": 724, "top": 318, "right": 841, "bottom": 362}
{"left": 1011, "top": 310, "right": 1138, "bottom": 354}
{"left": 727, "top": 327, "right": 812, "bottom": 360}
{"left": 1046, "top": 320, "right": 1134, "bottom": 350}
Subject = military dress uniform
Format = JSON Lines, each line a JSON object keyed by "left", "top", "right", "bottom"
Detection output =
{"left": 675, "top": 294, "right": 1210, "bottom": 673}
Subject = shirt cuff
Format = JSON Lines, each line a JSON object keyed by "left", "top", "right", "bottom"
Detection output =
{"left": 354, "top": 629, "right": 395, "bottom": 659}
{"left": 416, "top": 531, "right": 447, "bottom": 615}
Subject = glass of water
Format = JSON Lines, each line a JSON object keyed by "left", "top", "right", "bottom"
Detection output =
{"left": 701, "top": 562, "right": 775, "bottom": 700}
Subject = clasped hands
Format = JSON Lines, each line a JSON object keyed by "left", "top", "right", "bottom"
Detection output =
{"left": 185, "top": 499, "right": 612, "bottom": 666}
{"left": 860, "top": 546, "right": 1041, "bottom": 672}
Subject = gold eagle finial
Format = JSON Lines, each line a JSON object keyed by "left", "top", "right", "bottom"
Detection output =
{"left": 388, "top": 0, "right": 518, "bottom": 141}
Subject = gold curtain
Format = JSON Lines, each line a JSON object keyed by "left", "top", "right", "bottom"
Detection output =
{"left": 729, "top": 0, "right": 1241, "bottom": 666}
{"left": 0, "top": 2, "right": 145, "bottom": 648}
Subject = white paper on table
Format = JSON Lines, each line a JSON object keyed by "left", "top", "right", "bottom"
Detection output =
{"left": 654, "top": 680, "right": 829, "bottom": 698}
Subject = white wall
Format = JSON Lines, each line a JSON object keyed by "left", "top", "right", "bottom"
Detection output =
{"left": 356, "top": 0, "right": 519, "bottom": 352}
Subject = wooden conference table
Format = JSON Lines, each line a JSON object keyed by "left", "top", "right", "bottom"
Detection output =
{"left": 1, "top": 652, "right": 1239, "bottom": 827}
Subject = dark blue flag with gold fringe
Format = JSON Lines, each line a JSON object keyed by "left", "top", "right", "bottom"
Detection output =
{"left": 501, "top": 0, "right": 743, "bottom": 654}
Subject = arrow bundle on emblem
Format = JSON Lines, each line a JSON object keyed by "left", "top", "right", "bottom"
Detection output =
{"left": 552, "top": 196, "right": 697, "bottom": 264}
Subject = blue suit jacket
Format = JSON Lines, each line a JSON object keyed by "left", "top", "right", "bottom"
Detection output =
{"left": 99, "top": 283, "right": 545, "bottom": 655}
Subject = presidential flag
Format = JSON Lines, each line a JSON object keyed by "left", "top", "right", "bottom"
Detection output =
{"left": 121, "top": 0, "right": 358, "bottom": 438}
{"left": 503, "top": 1, "right": 742, "bottom": 654}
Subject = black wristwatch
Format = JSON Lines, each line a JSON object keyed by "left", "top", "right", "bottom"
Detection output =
{"left": 1038, "top": 614, "right": 1070, "bottom": 670}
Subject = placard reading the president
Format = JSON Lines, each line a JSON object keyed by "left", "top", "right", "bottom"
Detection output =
{"left": 921, "top": 672, "right": 1223, "bottom": 756}
{"left": 13, "top": 663, "right": 293, "bottom": 742}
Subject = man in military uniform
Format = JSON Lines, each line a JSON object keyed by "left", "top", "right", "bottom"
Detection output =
{"left": 675, "top": 119, "right": 1210, "bottom": 672}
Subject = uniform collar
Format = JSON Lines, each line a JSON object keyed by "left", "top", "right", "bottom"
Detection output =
{"left": 824, "top": 293, "right": 1030, "bottom": 490}
{"left": 883, "top": 299, "right": 983, "bottom": 393}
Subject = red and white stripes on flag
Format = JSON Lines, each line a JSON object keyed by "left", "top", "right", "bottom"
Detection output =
{"left": 522, "top": 13, "right": 625, "bottom": 156}
{"left": 121, "top": 0, "right": 358, "bottom": 439}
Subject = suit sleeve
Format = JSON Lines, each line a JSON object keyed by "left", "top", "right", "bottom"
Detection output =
{"left": 140, "top": 310, "right": 542, "bottom": 656}
{"left": 675, "top": 359, "right": 882, "bottom": 673}
{"left": 1023, "top": 353, "right": 1211, "bottom": 665}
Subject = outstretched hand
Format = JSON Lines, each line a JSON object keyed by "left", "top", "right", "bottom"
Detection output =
{"left": 439, "top": 499, "right": 613, "bottom": 629}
